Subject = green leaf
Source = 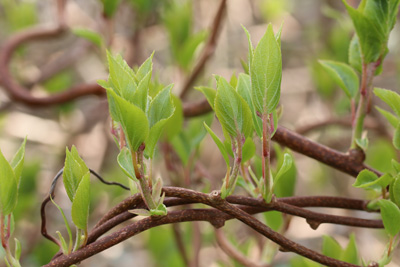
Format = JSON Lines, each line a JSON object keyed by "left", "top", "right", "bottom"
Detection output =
{"left": 136, "top": 52, "right": 154, "bottom": 84}
{"left": 72, "top": 28, "right": 103, "bottom": 48}
{"left": 242, "top": 25, "right": 254, "bottom": 67}
{"left": 63, "top": 146, "right": 89, "bottom": 201}
{"left": 10, "top": 138, "right": 26, "bottom": 188}
{"left": 56, "top": 231, "right": 70, "bottom": 255}
{"left": 342, "top": 234, "right": 360, "bottom": 265}
{"left": 195, "top": 86, "right": 216, "bottom": 109}
{"left": 71, "top": 173, "right": 91, "bottom": 231}
{"left": 393, "top": 123, "right": 400, "bottom": 150}
{"left": 51, "top": 196, "right": 72, "bottom": 254}
{"left": 353, "top": 169, "right": 392, "bottom": 191}
{"left": 318, "top": 60, "right": 359, "bottom": 99}
{"left": 263, "top": 211, "right": 283, "bottom": 232}
{"left": 237, "top": 73, "right": 262, "bottom": 137}
{"left": 355, "top": 137, "right": 368, "bottom": 151}
{"left": 376, "top": 106, "right": 399, "bottom": 128}
{"left": 374, "top": 87, "right": 400, "bottom": 117}
{"left": 106, "top": 90, "right": 149, "bottom": 151}
{"left": 150, "top": 203, "right": 167, "bottom": 216}
{"left": 117, "top": 147, "right": 136, "bottom": 180}
{"left": 242, "top": 137, "right": 256, "bottom": 163}
{"left": 106, "top": 51, "right": 137, "bottom": 96}
{"left": 145, "top": 85, "right": 175, "bottom": 158}
{"left": 377, "top": 199, "right": 400, "bottom": 236}
{"left": 390, "top": 175, "right": 400, "bottom": 207}
{"left": 14, "top": 238, "right": 21, "bottom": 260}
{"left": 392, "top": 159, "right": 400, "bottom": 173}
{"left": 163, "top": 95, "right": 183, "bottom": 141}
{"left": 204, "top": 123, "right": 230, "bottom": 167}
{"left": 343, "top": 1, "right": 385, "bottom": 63}
{"left": 0, "top": 149, "right": 17, "bottom": 215}
{"left": 322, "top": 236, "right": 343, "bottom": 260}
{"left": 273, "top": 153, "right": 293, "bottom": 186}
{"left": 214, "top": 77, "right": 253, "bottom": 138}
{"left": 130, "top": 71, "right": 151, "bottom": 111}
{"left": 348, "top": 35, "right": 362, "bottom": 73}
{"left": 250, "top": 24, "right": 282, "bottom": 114}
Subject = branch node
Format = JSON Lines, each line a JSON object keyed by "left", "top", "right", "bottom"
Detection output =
{"left": 348, "top": 148, "right": 366, "bottom": 164}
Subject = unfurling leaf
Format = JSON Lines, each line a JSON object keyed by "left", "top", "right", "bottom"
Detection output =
{"left": 0, "top": 149, "right": 17, "bottom": 215}
{"left": 374, "top": 88, "right": 400, "bottom": 118}
{"left": 117, "top": 147, "right": 136, "bottom": 180}
{"left": 204, "top": 123, "right": 230, "bottom": 167}
{"left": 63, "top": 146, "right": 89, "bottom": 201}
{"left": 71, "top": 173, "right": 91, "bottom": 231}
{"left": 214, "top": 77, "right": 253, "bottom": 139}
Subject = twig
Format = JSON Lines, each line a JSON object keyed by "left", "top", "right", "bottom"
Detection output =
{"left": 179, "top": 0, "right": 227, "bottom": 99}
{"left": 40, "top": 168, "right": 129, "bottom": 245}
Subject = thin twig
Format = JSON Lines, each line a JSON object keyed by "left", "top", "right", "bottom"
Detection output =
{"left": 179, "top": 0, "right": 227, "bottom": 99}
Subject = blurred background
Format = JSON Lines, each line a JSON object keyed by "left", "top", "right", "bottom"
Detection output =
{"left": 0, "top": 0, "right": 399, "bottom": 266}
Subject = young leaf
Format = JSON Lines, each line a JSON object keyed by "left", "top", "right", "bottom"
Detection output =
{"left": 50, "top": 196, "right": 72, "bottom": 254}
{"left": 145, "top": 85, "right": 175, "bottom": 158}
{"left": 250, "top": 24, "right": 282, "bottom": 114}
{"left": 106, "top": 51, "right": 136, "bottom": 96}
{"left": 374, "top": 88, "right": 400, "bottom": 117}
{"left": 151, "top": 203, "right": 167, "bottom": 216}
{"left": 106, "top": 89, "right": 149, "bottom": 152}
{"left": 214, "top": 77, "right": 253, "bottom": 138}
{"left": 72, "top": 28, "right": 103, "bottom": 48}
{"left": 56, "top": 231, "right": 70, "bottom": 255}
{"left": 204, "top": 123, "right": 229, "bottom": 167}
{"left": 242, "top": 25, "right": 254, "bottom": 67}
{"left": 242, "top": 137, "right": 256, "bottom": 163}
{"left": 10, "top": 138, "right": 26, "bottom": 188}
{"left": 273, "top": 153, "right": 293, "bottom": 185}
{"left": 343, "top": 1, "right": 385, "bottom": 63}
{"left": 195, "top": 86, "right": 216, "bottom": 109}
{"left": 393, "top": 124, "right": 400, "bottom": 150}
{"left": 71, "top": 173, "right": 91, "bottom": 231}
{"left": 117, "top": 147, "right": 136, "bottom": 180}
{"left": 377, "top": 199, "right": 400, "bottom": 236}
{"left": 163, "top": 95, "right": 183, "bottom": 141}
{"left": 318, "top": 60, "right": 359, "bottom": 99}
{"left": 63, "top": 146, "right": 89, "bottom": 201}
{"left": 342, "top": 234, "right": 360, "bottom": 265}
{"left": 136, "top": 52, "right": 154, "bottom": 82}
{"left": 348, "top": 35, "right": 362, "bottom": 73}
{"left": 14, "top": 238, "right": 21, "bottom": 260}
{"left": 236, "top": 73, "right": 262, "bottom": 137}
{"left": 353, "top": 170, "right": 392, "bottom": 191}
{"left": 101, "top": 0, "right": 121, "bottom": 17}
{"left": 0, "top": 149, "right": 17, "bottom": 215}
{"left": 322, "top": 235, "right": 343, "bottom": 260}
{"left": 390, "top": 175, "right": 400, "bottom": 207}
{"left": 376, "top": 106, "right": 399, "bottom": 128}
{"left": 131, "top": 71, "right": 151, "bottom": 111}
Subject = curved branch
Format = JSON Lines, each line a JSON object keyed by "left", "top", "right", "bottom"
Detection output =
{"left": 179, "top": 0, "right": 227, "bottom": 99}
{"left": 0, "top": 1, "right": 105, "bottom": 107}
{"left": 46, "top": 188, "right": 367, "bottom": 267}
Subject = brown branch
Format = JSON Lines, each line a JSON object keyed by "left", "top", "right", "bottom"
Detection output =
{"left": 179, "top": 0, "right": 227, "bottom": 99}
{"left": 46, "top": 188, "right": 367, "bottom": 267}
{"left": 272, "top": 126, "right": 381, "bottom": 177}
{"left": 0, "top": 1, "right": 105, "bottom": 107}
{"left": 182, "top": 100, "right": 381, "bottom": 178}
